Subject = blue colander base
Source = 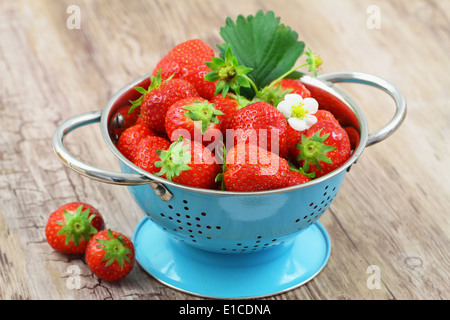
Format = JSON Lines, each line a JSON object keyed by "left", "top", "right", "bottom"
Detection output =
{"left": 132, "top": 217, "right": 331, "bottom": 299}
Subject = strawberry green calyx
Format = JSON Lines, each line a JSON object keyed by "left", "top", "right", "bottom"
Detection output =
{"left": 56, "top": 205, "right": 98, "bottom": 246}
{"left": 288, "top": 160, "right": 316, "bottom": 179}
{"left": 205, "top": 46, "right": 256, "bottom": 97}
{"left": 183, "top": 101, "right": 224, "bottom": 134}
{"left": 96, "top": 230, "right": 132, "bottom": 269}
{"left": 129, "top": 69, "right": 174, "bottom": 113}
{"left": 296, "top": 129, "right": 336, "bottom": 173}
{"left": 154, "top": 137, "right": 192, "bottom": 181}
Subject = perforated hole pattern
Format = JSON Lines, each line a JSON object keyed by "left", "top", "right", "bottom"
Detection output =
{"left": 148, "top": 184, "right": 339, "bottom": 253}
{"left": 294, "top": 185, "right": 337, "bottom": 228}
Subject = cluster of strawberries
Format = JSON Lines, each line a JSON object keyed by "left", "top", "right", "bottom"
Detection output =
{"left": 114, "top": 39, "right": 353, "bottom": 192}
{"left": 45, "top": 202, "right": 135, "bottom": 282}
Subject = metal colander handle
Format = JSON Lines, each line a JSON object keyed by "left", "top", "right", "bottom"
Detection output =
{"left": 317, "top": 71, "right": 407, "bottom": 147}
{"left": 52, "top": 110, "right": 173, "bottom": 201}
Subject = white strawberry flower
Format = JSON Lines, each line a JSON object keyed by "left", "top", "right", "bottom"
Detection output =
{"left": 277, "top": 94, "right": 319, "bottom": 131}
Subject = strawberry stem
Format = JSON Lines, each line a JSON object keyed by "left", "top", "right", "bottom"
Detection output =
{"left": 263, "top": 48, "right": 322, "bottom": 93}
{"left": 242, "top": 74, "right": 259, "bottom": 96}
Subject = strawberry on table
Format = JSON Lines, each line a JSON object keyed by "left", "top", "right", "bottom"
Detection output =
{"left": 133, "top": 136, "right": 171, "bottom": 174}
{"left": 230, "top": 101, "right": 289, "bottom": 159}
{"left": 85, "top": 229, "right": 135, "bottom": 282}
{"left": 154, "top": 137, "right": 220, "bottom": 189}
{"left": 45, "top": 202, "right": 105, "bottom": 254}
{"left": 152, "top": 39, "right": 216, "bottom": 100}
{"left": 165, "top": 97, "right": 224, "bottom": 145}
{"left": 294, "top": 120, "right": 351, "bottom": 178}
{"left": 223, "top": 143, "right": 291, "bottom": 191}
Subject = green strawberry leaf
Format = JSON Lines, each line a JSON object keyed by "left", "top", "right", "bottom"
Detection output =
{"left": 218, "top": 10, "right": 305, "bottom": 95}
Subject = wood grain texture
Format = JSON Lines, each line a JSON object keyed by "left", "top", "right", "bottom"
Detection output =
{"left": 0, "top": 0, "right": 448, "bottom": 300}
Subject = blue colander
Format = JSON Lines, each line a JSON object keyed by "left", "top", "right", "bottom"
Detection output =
{"left": 53, "top": 71, "right": 406, "bottom": 298}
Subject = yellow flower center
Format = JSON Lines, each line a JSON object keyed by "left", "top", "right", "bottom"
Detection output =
{"left": 314, "top": 56, "right": 323, "bottom": 68}
{"left": 291, "top": 102, "right": 308, "bottom": 119}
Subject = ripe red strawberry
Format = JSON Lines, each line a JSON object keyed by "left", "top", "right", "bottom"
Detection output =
{"left": 117, "top": 123, "right": 158, "bottom": 162}
{"left": 184, "top": 63, "right": 217, "bottom": 100}
{"left": 279, "top": 79, "right": 311, "bottom": 99}
{"left": 154, "top": 137, "right": 220, "bottom": 189}
{"left": 223, "top": 143, "right": 291, "bottom": 191}
{"left": 287, "top": 169, "right": 311, "bottom": 186}
{"left": 135, "top": 115, "right": 145, "bottom": 126}
{"left": 231, "top": 102, "right": 289, "bottom": 159}
{"left": 294, "top": 120, "right": 351, "bottom": 178}
{"left": 85, "top": 229, "right": 135, "bottom": 282}
{"left": 286, "top": 109, "right": 339, "bottom": 160}
{"left": 315, "top": 109, "right": 339, "bottom": 124}
{"left": 133, "top": 136, "right": 171, "bottom": 174}
{"left": 210, "top": 94, "right": 241, "bottom": 136}
{"left": 134, "top": 72, "right": 199, "bottom": 134}
{"left": 45, "top": 202, "right": 105, "bottom": 254}
{"left": 344, "top": 126, "right": 360, "bottom": 150}
{"left": 152, "top": 39, "right": 216, "bottom": 100}
{"left": 165, "top": 97, "right": 223, "bottom": 145}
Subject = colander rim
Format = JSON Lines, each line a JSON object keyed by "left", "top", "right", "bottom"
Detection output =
{"left": 100, "top": 73, "right": 369, "bottom": 196}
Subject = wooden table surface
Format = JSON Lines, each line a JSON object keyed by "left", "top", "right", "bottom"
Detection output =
{"left": 1, "top": 0, "right": 449, "bottom": 301}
